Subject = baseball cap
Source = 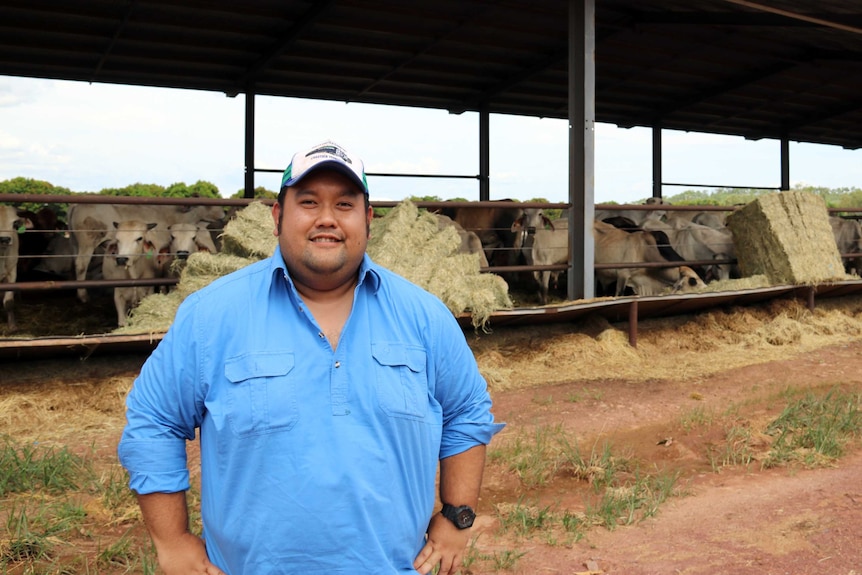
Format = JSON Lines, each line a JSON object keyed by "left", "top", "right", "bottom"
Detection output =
{"left": 280, "top": 141, "right": 369, "bottom": 195}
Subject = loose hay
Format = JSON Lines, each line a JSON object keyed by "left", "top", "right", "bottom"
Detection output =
{"left": 368, "top": 200, "right": 513, "bottom": 330}
{"left": 727, "top": 191, "right": 848, "bottom": 284}
{"left": 469, "top": 294, "right": 862, "bottom": 392}
{"left": 220, "top": 201, "right": 277, "bottom": 258}
{"left": 119, "top": 200, "right": 512, "bottom": 334}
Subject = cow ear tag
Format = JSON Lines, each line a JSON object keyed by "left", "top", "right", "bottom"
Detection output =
{"left": 17, "top": 224, "right": 26, "bottom": 234}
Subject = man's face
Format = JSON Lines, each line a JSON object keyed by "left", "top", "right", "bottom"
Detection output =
{"left": 271, "top": 170, "right": 372, "bottom": 293}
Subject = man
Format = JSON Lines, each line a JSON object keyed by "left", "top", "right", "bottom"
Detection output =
{"left": 118, "top": 141, "right": 505, "bottom": 574}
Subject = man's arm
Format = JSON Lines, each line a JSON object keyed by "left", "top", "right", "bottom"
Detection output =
{"left": 137, "top": 492, "right": 225, "bottom": 575}
{"left": 413, "top": 444, "right": 487, "bottom": 575}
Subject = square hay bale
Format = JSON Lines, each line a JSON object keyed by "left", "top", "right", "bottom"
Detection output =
{"left": 726, "top": 191, "right": 846, "bottom": 284}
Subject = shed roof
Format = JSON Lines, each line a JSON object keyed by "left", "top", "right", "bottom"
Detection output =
{"left": 1, "top": 0, "right": 861, "bottom": 148}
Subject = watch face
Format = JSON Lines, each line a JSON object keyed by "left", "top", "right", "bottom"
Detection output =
{"left": 456, "top": 507, "right": 475, "bottom": 528}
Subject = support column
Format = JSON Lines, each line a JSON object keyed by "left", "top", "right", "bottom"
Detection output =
{"left": 780, "top": 134, "right": 790, "bottom": 191}
{"left": 479, "top": 107, "right": 490, "bottom": 201}
{"left": 244, "top": 92, "right": 255, "bottom": 198}
{"left": 567, "top": 0, "right": 596, "bottom": 301}
{"left": 652, "top": 125, "right": 662, "bottom": 199}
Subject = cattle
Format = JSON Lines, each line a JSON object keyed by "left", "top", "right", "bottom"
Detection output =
{"left": 593, "top": 220, "right": 704, "bottom": 297}
{"left": 101, "top": 220, "right": 170, "bottom": 327}
{"left": 0, "top": 205, "right": 26, "bottom": 331}
{"left": 438, "top": 201, "right": 522, "bottom": 267}
{"left": 433, "top": 214, "right": 488, "bottom": 268}
{"left": 594, "top": 197, "right": 667, "bottom": 228}
{"left": 68, "top": 202, "right": 224, "bottom": 302}
{"left": 529, "top": 218, "right": 569, "bottom": 303}
{"left": 15, "top": 206, "right": 66, "bottom": 281}
{"left": 623, "top": 265, "right": 706, "bottom": 297}
{"left": 642, "top": 218, "right": 737, "bottom": 282}
{"left": 30, "top": 233, "right": 77, "bottom": 280}
{"left": 511, "top": 208, "right": 555, "bottom": 263}
{"left": 529, "top": 218, "right": 706, "bottom": 304}
{"left": 829, "top": 216, "right": 862, "bottom": 275}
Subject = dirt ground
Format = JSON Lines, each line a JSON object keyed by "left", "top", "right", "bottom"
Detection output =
{"left": 3, "top": 294, "right": 862, "bottom": 574}
{"left": 478, "top": 340, "right": 862, "bottom": 575}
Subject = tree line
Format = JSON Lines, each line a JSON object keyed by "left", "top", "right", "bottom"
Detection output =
{"left": 2, "top": 177, "right": 860, "bottom": 222}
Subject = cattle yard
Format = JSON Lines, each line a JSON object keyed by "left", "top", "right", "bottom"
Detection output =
{"left": 3, "top": 193, "right": 862, "bottom": 359}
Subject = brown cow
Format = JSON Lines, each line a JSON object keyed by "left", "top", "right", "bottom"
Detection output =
{"left": 438, "top": 201, "right": 522, "bottom": 267}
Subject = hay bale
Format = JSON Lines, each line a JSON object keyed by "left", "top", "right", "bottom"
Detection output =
{"left": 368, "top": 200, "right": 512, "bottom": 330}
{"left": 726, "top": 191, "right": 847, "bottom": 284}
{"left": 220, "top": 201, "right": 277, "bottom": 258}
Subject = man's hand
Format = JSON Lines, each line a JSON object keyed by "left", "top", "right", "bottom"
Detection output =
{"left": 413, "top": 512, "right": 471, "bottom": 575}
{"left": 156, "top": 532, "right": 226, "bottom": 575}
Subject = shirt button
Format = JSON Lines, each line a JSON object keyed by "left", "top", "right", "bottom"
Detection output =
{"left": 318, "top": 332, "right": 325, "bottom": 339}
{"left": 335, "top": 361, "right": 341, "bottom": 368}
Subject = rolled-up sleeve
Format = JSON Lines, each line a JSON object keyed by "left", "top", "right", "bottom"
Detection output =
{"left": 117, "top": 296, "right": 203, "bottom": 494}
{"left": 434, "top": 314, "right": 505, "bottom": 459}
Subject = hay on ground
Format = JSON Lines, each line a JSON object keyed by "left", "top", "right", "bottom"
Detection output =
{"left": 727, "top": 191, "right": 848, "bottom": 285}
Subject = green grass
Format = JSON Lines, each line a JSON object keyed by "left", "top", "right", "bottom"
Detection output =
{"left": 489, "top": 423, "right": 565, "bottom": 488}
{"left": 763, "top": 388, "right": 862, "bottom": 468}
{"left": 0, "top": 435, "right": 159, "bottom": 574}
{"left": 0, "top": 434, "right": 91, "bottom": 496}
{"left": 708, "top": 425, "right": 755, "bottom": 471}
{"left": 584, "top": 469, "right": 681, "bottom": 530}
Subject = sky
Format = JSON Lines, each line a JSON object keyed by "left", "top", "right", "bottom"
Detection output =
{"left": 1, "top": 75, "right": 861, "bottom": 205}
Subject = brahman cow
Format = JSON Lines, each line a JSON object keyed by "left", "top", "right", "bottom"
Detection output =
{"left": 511, "top": 208, "right": 555, "bottom": 263}
{"left": 594, "top": 197, "right": 667, "bottom": 228}
{"left": 530, "top": 218, "right": 706, "bottom": 304}
{"left": 68, "top": 202, "right": 224, "bottom": 302}
{"left": 101, "top": 219, "right": 171, "bottom": 327}
{"left": 0, "top": 205, "right": 25, "bottom": 331}
{"left": 593, "top": 220, "right": 706, "bottom": 297}
{"left": 642, "top": 218, "right": 737, "bottom": 282}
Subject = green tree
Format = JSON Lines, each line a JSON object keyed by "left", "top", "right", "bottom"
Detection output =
{"left": 98, "top": 183, "right": 167, "bottom": 197}
{"left": 0, "top": 177, "right": 74, "bottom": 215}
{"left": 229, "top": 186, "right": 277, "bottom": 200}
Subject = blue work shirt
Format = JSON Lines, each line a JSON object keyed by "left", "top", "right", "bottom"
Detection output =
{"left": 118, "top": 248, "right": 504, "bottom": 574}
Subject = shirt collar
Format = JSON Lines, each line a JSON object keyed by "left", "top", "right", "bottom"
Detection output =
{"left": 269, "top": 246, "right": 381, "bottom": 295}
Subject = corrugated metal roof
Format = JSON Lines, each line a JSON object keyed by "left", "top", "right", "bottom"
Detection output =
{"left": 1, "top": 0, "right": 861, "bottom": 149}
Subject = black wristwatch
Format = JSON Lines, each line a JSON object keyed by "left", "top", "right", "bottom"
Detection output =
{"left": 440, "top": 503, "right": 476, "bottom": 529}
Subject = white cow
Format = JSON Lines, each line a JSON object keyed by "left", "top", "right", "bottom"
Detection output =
{"left": 101, "top": 220, "right": 170, "bottom": 327}
{"left": 595, "top": 197, "right": 667, "bottom": 228}
{"left": 0, "top": 205, "right": 25, "bottom": 331}
{"left": 68, "top": 202, "right": 224, "bottom": 302}
{"left": 530, "top": 219, "right": 706, "bottom": 304}
{"left": 642, "top": 218, "right": 736, "bottom": 282}
{"left": 30, "top": 233, "right": 77, "bottom": 280}
{"left": 510, "top": 208, "right": 555, "bottom": 264}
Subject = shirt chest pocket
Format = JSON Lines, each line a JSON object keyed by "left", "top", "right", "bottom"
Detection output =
{"left": 224, "top": 352, "right": 298, "bottom": 437}
{"left": 372, "top": 343, "right": 429, "bottom": 420}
